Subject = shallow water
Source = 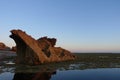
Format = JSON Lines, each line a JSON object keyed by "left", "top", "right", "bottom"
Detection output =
{"left": 0, "top": 62, "right": 120, "bottom": 80}
{"left": 1, "top": 68, "right": 120, "bottom": 80}
{"left": 1, "top": 53, "right": 120, "bottom": 80}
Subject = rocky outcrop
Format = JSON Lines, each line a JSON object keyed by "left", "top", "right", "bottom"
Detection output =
{"left": 0, "top": 42, "right": 10, "bottom": 51}
{"left": 10, "top": 29, "right": 76, "bottom": 65}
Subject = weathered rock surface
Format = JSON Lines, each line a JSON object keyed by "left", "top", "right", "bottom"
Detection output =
{"left": 0, "top": 42, "right": 10, "bottom": 51}
{"left": 10, "top": 29, "right": 76, "bottom": 65}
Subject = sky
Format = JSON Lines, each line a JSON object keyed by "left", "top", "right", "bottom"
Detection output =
{"left": 0, "top": 0, "right": 120, "bottom": 53}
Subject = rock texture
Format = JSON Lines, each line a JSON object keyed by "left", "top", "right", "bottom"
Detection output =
{"left": 10, "top": 29, "right": 76, "bottom": 65}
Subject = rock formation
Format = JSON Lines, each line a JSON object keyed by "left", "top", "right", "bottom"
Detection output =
{"left": 10, "top": 29, "right": 76, "bottom": 65}
{"left": 0, "top": 42, "right": 10, "bottom": 51}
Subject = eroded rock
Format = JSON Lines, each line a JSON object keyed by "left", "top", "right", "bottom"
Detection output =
{"left": 10, "top": 29, "right": 76, "bottom": 65}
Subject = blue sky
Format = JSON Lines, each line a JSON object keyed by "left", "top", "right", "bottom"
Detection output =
{"left": 0, "top": 0, "right": 120, "bottom": 52}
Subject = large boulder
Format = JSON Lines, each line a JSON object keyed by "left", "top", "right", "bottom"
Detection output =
{"left": 10, "top": 29, "right": 76, "bottom": 65}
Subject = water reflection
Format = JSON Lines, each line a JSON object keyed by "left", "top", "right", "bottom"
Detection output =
{"left": 13, "top": 71, "right": 56, "bottom": 80}
{"left": 0, "top": 61, "right": 120, "bottom": 80}
{"left": 1, "top": 61, "right": 120, "bottom": 73}
{"left": 1, "top": 54, "right": 120, "bottom": 80}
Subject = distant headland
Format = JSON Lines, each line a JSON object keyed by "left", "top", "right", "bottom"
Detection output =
{"left": 0, "top": 42, "right": 11, "bottom": 51}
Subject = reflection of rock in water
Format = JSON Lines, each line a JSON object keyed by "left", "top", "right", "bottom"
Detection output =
{"left": 13, "top": 71, "right": 56, "bottom": 80}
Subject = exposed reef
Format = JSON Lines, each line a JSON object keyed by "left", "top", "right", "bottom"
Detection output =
{"left": 10, "top": 29, "right": 75, "bottom": 65}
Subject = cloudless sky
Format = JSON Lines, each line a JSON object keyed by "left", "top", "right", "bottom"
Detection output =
{"left": 0, "top": 0, "right": 120, "bottom": 52}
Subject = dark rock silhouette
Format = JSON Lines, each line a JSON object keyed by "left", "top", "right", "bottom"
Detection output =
{"left": 0, "top": 42, "right": 10, "bottom": 51}
{"left": 10, "top": 29, "right": 75, "bottom": 65}
{"left": 13, "top": 71, "right": 56, "bottom": 80}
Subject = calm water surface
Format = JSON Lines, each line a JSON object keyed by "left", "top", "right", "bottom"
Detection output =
{"left": 0, "top": 62, "right": 120, "bottom": 80}
{"left": 1, "top": 53, "right": 120, "bottom": 80}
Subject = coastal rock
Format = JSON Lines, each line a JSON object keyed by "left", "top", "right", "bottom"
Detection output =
{"left": 10, "top": 29, "right": 76, "bottom": 65}
{"left": 0, "top": 42, "right": 10, "bottom": 51}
